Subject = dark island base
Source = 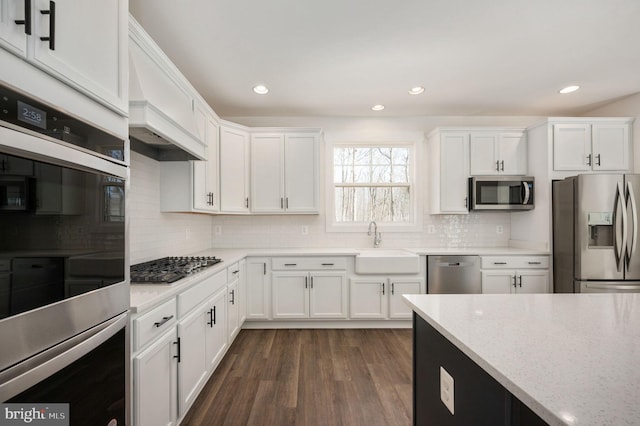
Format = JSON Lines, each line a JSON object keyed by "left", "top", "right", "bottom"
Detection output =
{"left": 413, "top": 313, "right": 548, "bottom": 426}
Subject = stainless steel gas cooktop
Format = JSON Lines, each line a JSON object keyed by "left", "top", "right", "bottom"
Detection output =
{"left": 130, "top": 256, "right": 222, "bottom": 284}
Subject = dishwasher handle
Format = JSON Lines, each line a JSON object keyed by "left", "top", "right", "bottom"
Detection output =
{"left": 434, "top": 261, "right": 475, "bottom": 268}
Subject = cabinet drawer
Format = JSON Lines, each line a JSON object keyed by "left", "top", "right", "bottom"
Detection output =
{"left": 481, "top": 256, "right": 549, "bottom": 269}
{"left": 133, "top": 298, "right": 177, "bottom": 351}
{"left": 227, "top": 262, "right": 241, "bottom": 282}
{"left": 178, "top": 270, "right": 226, "bottom": 315}
{"left": 271, "top": 257, "right": 347, "bottom": 270}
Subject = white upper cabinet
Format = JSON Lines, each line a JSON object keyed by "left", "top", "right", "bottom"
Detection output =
{"left": 553, "top": 121, "right": 631, "bottom": 172}
{"left": 250, "top": 131, "right": 320, "bottom": 214}
{"left": 0, "top": 0, "right": 28, "bottom": 55}
{"left": 428, "top": 130, "right": 470, "bottom": 214}
{"left": 191, "top": 110, "right": 219, "bottom": 212}
{"left": 160, "top": 107, "right": 220, "bottom": 214}
{"left": 219, "top": 122, "right": 250, "bottom": 213}
{"left": 469, "top": 131, "right": 527, "bottom": 175}
{"left": 0, "top": 0, "right": 128, "bottom": 115}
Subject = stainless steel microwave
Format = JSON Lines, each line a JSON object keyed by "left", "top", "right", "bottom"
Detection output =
{"left": 469, "top": 176, "right": 534, "bottom": 211}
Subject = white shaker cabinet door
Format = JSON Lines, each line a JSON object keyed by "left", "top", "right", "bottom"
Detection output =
{"left": 349, "top": 278, "right": 387, "bottom": 319}
{"left": 469, "top": 133, "right": 499, "bottom": 175}
{"left": 251, "top": 134, "right": 284, "bottom": 213}
{"left": 553, "top": 124, "right": 592, "bottom": 171}
{"left": 440, "top": 132, "right": 470, "bottom": 213}
{"left": 31, "top": 0, "right": 127, "bottom": 114}
{"left": 272, "top": 272, "right": 309, "bottom": 319}
{"left": 309, "top": 272, "right": 347, "bottom": 319}
{"left": 284, "top": 134, "right": 318, "bottom": 213}
{"left": 133, "top": 328, "right": 178, "bottom": 426}
{"left": 219, "top": 125, "right": 250, "bottom": 213}
{"left": 499, "top": 132, "right": 527, "bottom": 175}
{"left": 591, "top": 124, "right": 629, "bottom": 171}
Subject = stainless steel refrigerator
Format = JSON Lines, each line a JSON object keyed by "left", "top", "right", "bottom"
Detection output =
{"left": 553, "top": 174, "right": 640, "bottom": 293}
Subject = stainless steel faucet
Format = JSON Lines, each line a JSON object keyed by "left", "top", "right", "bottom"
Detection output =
{"left": 367, "top": 221, "right": 382, "bottom": 248}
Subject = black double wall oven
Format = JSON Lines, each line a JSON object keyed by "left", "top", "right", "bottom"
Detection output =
{"left": 0, "top": 83, "right": 129, "bottom": 426}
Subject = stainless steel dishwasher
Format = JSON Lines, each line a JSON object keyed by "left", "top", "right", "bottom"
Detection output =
{"left": 427, "top": 256, "right": 481, "bottom": 294}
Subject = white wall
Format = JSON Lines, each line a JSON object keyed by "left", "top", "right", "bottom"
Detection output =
{"left": 210, "top": 115, "right": 543, "bottom": 249}
{"left": 129, "top": 151, "right": 212, "bottom": 263}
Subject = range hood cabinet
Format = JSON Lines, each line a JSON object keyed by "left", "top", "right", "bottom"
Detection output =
{"left": 128, "top": 16, "right": 206, "bottom": 161}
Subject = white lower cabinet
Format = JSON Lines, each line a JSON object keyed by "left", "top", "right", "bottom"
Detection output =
{"left": 272, "top": 271, "right": 347, "bottom": 319}
{"left": 133, "top": 327, "right": 178, "bottom": 426}
{"left": 480, "top": 256, "right": 550, "bottom": 294}
{"left": 131, "top": 264, "right": 243, "bottom": 425}
{"left": 245, "top": 257, "right": 270, "bottom": 320}
{"left": 176, "top": 303, "right": 209, "bottom": 416}
{"left": 227, "top": 263, "right": 241, "bottom": 341}
{"left": 350, "top": 277, "right": 425, "bottom": 319}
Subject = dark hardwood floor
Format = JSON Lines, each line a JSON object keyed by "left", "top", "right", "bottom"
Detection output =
{"left": 181, "top": 328, "right": 413, "bottom": 426}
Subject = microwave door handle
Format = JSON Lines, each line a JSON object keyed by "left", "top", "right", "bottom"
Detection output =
{"left": 522, "top": 182, "right": 530, "bottom": 205}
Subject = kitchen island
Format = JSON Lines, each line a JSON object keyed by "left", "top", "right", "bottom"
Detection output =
{"left": 403, "top": 293, "right": 640, "bottom": 425}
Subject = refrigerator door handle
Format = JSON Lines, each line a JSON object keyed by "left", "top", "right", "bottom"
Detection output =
{"left": 614, "top": 182, "right": 627, "bottom": 271}
{"left": 626, "top": 180, "right": 638, "bottom": 266}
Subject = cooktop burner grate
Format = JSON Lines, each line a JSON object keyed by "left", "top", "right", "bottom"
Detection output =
{"left": 130, "top": 256, "right": 222, "bottom": 284}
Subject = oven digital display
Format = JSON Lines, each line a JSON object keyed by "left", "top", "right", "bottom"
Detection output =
{"left": 17, "top": 100, "right": 46, "bottom": 130}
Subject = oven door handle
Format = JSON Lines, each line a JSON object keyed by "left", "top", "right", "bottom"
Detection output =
{"left": 0, "top": 312, "right": 128, "bottom": 401}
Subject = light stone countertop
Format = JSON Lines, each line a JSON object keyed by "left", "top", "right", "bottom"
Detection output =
{"left": 129, "top": 246, "right": 549, "bottom": 313}
{"left": 403, "top": 293, "right": 640, "bottom": 426}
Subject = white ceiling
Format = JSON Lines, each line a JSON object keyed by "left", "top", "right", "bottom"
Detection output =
{"left": 129, "top": 0, "right": 640, "bottom": 118}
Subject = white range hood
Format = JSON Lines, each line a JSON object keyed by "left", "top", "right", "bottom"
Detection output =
{"left": 128, "top": 16, "right": 206, "bottom": 161}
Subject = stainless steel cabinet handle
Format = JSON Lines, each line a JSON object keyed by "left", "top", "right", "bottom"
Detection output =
{"left": 321, "top": 263, "right": 334, "bottom": 266}
{"left": 464, "top": 196, "right": 468, "bottom": 208}
{"left": 232, "top": 270, "right": 239, "bottom": 275}
{"left": 518, "top": 276, "right": 522, "bottom": 287}
{"left": 284, "top": 263, "right": 297, "bottom": 267}
{"left": 154, "top": 315, "right": 174, "bottom": 328}
{"left": 493, "top": 262, "right": 507, "bottom": 265}
{"left": 496, "top": 160, "right": 500, "bottom": 171}
{"left": 500, "top": 160, "right": 504, "bottom": 171}
{"left": 280, "top": 198, "right": 284, "bottom": 209}
{"left": 245, "top": 197, "right": 249, "bottom": 208}
{"left": 595, "top": 154, "right": 601, "bottom": 166}
{"left": 286, "top": 197, "right": 289, "bottom": 209}
{"left": 512, "top": 275, "right": 516, "bottom": 287}
{"left": 587, "top": 154, "right": 592, "bottom": 166}
{"left": 207, "top": 308, "right": 214, "bottom": 327}
{"left": 39, "top": 1, "right": 55, "bottom": 50}
{"left": 263, "top": 263, "right": 266, "bottom": 275}
{"left": 528, "top": 261, "right": 541, "bottom": 265}
{"left": 310, "top": 276, "right": 314, "bottom": 289}
{"left": 14, "top": 0, "right": 32, "bottom": 34}
{"left": 230, "top": 290, "right": 235, "bottom": 305}
{"left": 382, "top": 283, "right": 385, "bottom": 295}
{"left": 305, "top": 276, "right": 308, "bottom": 288}
{"left": 391, "top": 283, "right": 395, "bottom": 295}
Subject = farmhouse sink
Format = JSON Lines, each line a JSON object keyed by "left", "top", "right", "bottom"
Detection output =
{"left": 355, "top": 249, "right": 420, "bottom": 274}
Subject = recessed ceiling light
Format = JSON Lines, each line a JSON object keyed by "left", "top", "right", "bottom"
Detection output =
{"left": 559, "top": 85, "right": 580, "bottom": 94}
{"left": 253, "top": 85, "right": 269, "bottom": 95}
{"left": 408, "top": 86, "right": 425, "bottom": 95}
{"left": 371, "top": 104, "right": 385, "bottom": 111}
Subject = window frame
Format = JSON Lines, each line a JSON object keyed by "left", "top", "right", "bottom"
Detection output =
{"left": 325, "top": 140, "right": 422, "bottom": 233}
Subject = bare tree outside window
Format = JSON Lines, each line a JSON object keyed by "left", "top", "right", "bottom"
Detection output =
{"left": 334, "top": 146, "right": 411, "bottom": 223}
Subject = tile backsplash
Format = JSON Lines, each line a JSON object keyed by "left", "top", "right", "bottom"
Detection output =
{"left": 129, "top": 151, "right": 212, "bottom": 264}
{"left": 129, "top": 152, "right": 510, "bottom": 257}
{"left": 209, "top": 212, "right": 510, "bottom": 249}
